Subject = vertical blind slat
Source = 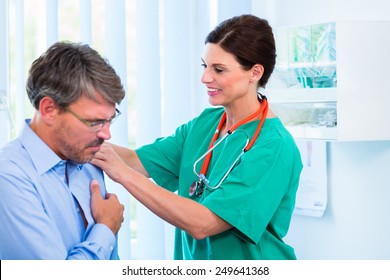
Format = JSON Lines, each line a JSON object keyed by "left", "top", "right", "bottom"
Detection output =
{"left": 134, "top": 0, "right": 166, "bottom": 260}
{"left": 46, "top": 0, "right": 58, "bottom": 46}
{"left": 15, "top": 0, "right": 24, "bottom": 132}
{"left": 79, "top": 0, "right": 92, "bottom": 45}
{"left": 104, "top": 0, "right": 131, "bottom": 260}
{"left": 162, "top": 0, "right": 192, "bottom": 136}
{"left": 0, "top": 0, "right": 10, "bottom": 146}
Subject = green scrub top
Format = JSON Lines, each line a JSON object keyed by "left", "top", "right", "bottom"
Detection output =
{"left": 136, "top": 107, "right": 303, "bottom": 260}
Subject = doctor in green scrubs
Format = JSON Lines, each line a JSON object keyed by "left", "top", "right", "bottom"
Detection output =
{"left": 92, "top": 14, "right": 303, "bottom": 260}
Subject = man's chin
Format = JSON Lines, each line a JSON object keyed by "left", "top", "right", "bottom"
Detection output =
{"left": 71, "top": 154, "right": 94, "bottom": 165}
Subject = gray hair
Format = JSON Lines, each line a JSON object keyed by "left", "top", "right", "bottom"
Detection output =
{"left": 26, "top": 41, "right": 125, "bottom": 109}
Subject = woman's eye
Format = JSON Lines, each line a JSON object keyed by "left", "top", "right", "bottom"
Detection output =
{"left": 200, "top": 63, "right": 224, "bottom": 73}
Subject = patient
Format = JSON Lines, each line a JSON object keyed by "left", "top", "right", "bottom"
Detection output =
{"left": 0, "top": 41, "right": 125, "bottom": 259}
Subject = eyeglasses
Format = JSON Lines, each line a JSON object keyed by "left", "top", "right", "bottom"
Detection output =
{"left": 64, "top": 107, "right": 121, "bottom": 132}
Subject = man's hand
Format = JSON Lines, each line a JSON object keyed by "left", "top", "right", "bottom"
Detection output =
{"left": 90, "top": 180, "right": 124, "bottom": 235}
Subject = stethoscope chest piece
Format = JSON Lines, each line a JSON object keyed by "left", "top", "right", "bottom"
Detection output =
{"left": 189, "top": 180, "right": 204, "bottom": 197}
{"left": 189, "top": 181, "right": 198, "bottom": 196}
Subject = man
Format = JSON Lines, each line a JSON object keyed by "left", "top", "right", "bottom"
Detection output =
{"left": 0, "top": 42, "right": 125, "bottom": 259}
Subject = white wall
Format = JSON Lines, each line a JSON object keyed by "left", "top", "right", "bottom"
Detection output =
{"left": 254, "top": 0, "right": 390, "bottom": 27}
{"left": 253, "top": 0, "right": 390, "bottom": 259}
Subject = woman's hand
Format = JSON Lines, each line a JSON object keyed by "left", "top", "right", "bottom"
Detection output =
{"left": 92, "top": 144, "right": 232, "bottom": 239}
{"left": 91, "top": 142, "right": 129, "bottom": 183}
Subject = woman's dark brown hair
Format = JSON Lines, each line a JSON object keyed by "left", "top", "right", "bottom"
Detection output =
{"left": 205, "top": 14, "right": 276, "bottom": 89}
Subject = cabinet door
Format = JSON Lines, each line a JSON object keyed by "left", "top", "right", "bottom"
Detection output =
{"left": 266, "top": 21, "right": 390, "bottom": 141}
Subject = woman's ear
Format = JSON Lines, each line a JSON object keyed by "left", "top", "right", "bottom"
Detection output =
{"left": 251, "top": 64, "right": 264, "bottom": 83}
{"left": 38, "top": 97, "right": 59, "bottom": 125}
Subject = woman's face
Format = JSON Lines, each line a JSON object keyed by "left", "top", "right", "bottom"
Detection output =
{"left": 201, "top": 43, "right": 253, "bottom": 108}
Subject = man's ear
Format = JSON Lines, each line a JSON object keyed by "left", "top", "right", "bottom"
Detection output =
{"left": 38, "top": 97, "right": 59, "bottom": 125}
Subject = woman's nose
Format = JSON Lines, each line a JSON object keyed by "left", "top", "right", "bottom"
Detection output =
{"left": 201, "top": 69, "right": 213, "bottom": 84}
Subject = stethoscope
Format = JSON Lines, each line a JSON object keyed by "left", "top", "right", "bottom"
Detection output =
{"left": 189, "top": 94, "right": 269, "bottom": 197}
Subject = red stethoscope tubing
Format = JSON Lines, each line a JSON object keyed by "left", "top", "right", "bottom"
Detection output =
{"left": 199, "top": 97, "right": 269, "bottom": 178}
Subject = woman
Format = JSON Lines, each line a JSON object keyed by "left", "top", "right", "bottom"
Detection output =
{"left": 92, "top": 14, "right": 303, "bottom": 260}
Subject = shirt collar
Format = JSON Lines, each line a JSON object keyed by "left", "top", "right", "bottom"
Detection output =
{"left": 19, "top": 119, "right": 69, "bottom": 175}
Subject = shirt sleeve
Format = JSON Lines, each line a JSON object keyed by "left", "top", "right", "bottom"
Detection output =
{"left": 68, "top": 224, "right": 117, "bottom": 260}
{"left": 0, "top": 163, "right": 116, "bottom": 260}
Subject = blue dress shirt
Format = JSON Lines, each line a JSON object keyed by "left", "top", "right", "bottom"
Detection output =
{"left": 0, "top": 119, "right": 119, "bottom": 260}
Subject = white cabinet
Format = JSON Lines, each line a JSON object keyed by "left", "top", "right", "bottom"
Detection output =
{"left": 265, "top": 21, "right": 390, "bottom": 141}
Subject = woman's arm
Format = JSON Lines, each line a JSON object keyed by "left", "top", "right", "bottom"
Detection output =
{"left": 107, "top": 142, "right": 150, "bottom": 177}
{"left": 92, "top": 144, "right": 232, "bottom": 240}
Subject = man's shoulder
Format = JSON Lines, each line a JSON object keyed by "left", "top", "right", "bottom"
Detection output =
{"left": 0, "top": 137, "right": 34, "bottom": 177}
{"left": 0, "top": 138, "right": 25, "bottom": 165}
{"left": 81, "top": 162, "right": 104, "bottom": 177}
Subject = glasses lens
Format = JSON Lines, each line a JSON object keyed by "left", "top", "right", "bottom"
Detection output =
{"left": 89, "top": 121, "right": 105, "bottom": 132}
{"left": 65, "top": 107, "right": 121, "bottom": 132}
{"left": 89, "top": 109, "right": 121, "bottom": 131}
